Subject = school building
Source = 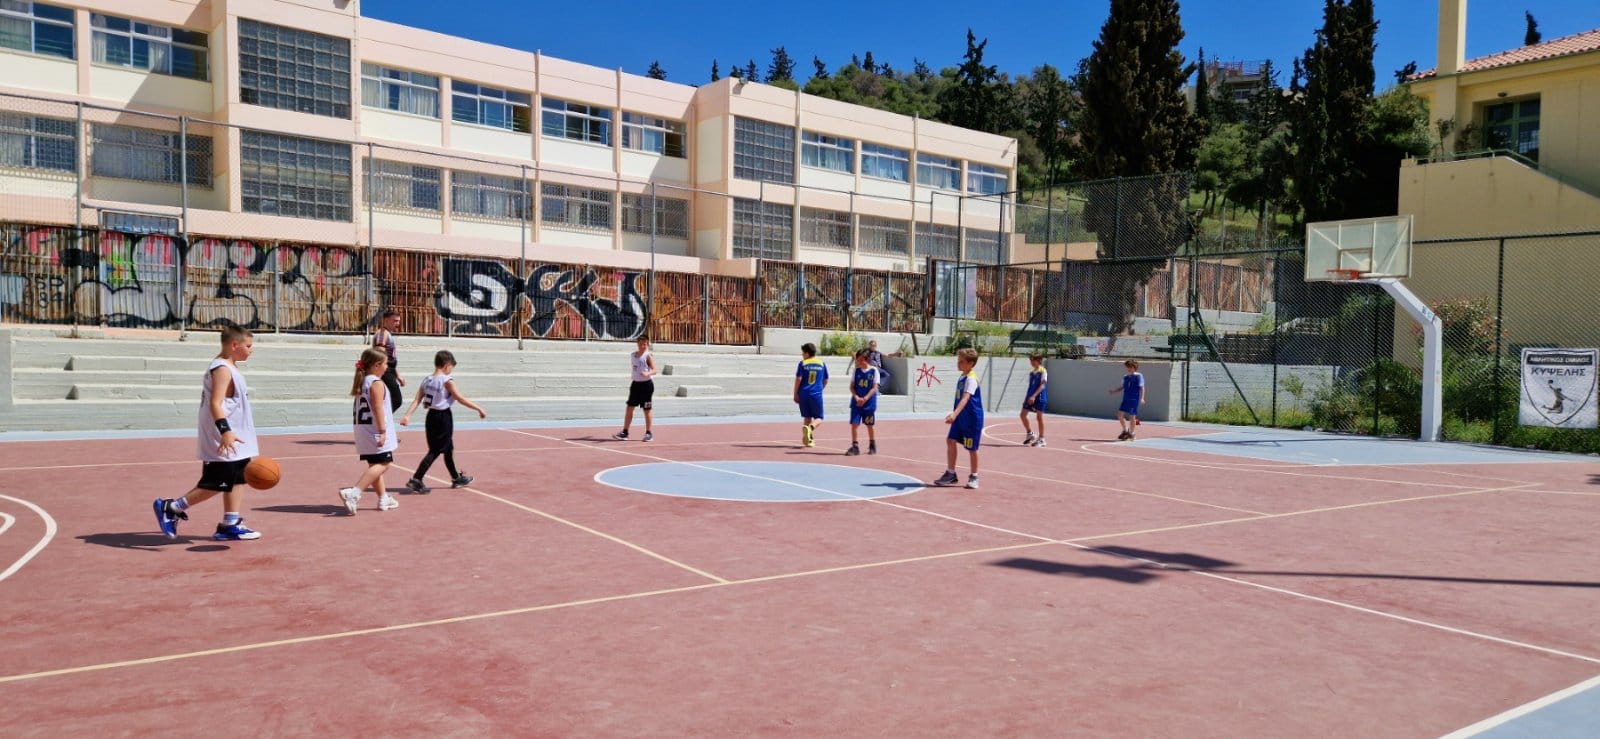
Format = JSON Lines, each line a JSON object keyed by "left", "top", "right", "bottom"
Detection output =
{"left": 0, "top": 0, "right": 1018, "bottom": 277}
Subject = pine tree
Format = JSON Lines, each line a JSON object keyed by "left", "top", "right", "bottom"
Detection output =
{"left": 728, "top": 65, "right": 741, "bottom": 79}
{"left": 812, "top": 56, "right": 828, "bottom": 80}
{"left": 1072, "top": 0, "right": 1200, "bottom": 328}
{"left": 863, "top": 51, "right": 877, "bottom": 74}
{"left": 913, "top": 58, "right": 932, "bottom": 80}
{"left": 1293, "top": 0, "right": 1378, "bottom": 223}
{"left": 646, "top": 61, "right": 667, "bottom": 81}
{"left": 768, "top": 47, "right": 795, "bottom": 83}
{"left": 744, "top": 59, "right": 760, "bottom": 83}
{"left": 1525, "top": 11, "right": 1542, "bottom": 46}
{"left": 1195, "top": 48, "right": 1212, "bottom": 129}
{"left": 936, "top": 29, "right": 1010, "bottom": 133}
{"left": 710, "top": 60, "right": 720, "bottom": 82}
{"left": 1023, "top": 64, "right": 1073, "bottom": 188}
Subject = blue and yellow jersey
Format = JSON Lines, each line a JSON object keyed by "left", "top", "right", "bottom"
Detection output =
{"left": 1026, "top": 366, "right": 1048, "bottom": 400}
{"left": 852, "top": 366, "right": 881, "bottom": 408}
{"left": 796, "top": 358, "right": 828, "bottom": 397}
{"left": 953, "top": 370, "right": 983, "bottom": 424}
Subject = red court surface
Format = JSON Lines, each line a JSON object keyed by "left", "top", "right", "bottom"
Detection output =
{"left": 2, "top": 417, "right": 1599, "bottom": 737}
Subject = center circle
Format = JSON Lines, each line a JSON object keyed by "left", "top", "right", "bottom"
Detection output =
{"left": 594, "top": 461, "right": 926, "bottom": 503}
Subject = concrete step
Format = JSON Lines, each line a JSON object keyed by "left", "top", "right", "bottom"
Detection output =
{"left": 673, "top": 385, "right": 723, "bottom": 397}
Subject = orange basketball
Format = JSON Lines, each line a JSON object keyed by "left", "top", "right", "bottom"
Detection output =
{"left": 245, "top": 456, "right": 282, "bottom": 490}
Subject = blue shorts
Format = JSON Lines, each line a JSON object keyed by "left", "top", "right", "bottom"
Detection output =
{"left": 798, "top": 395, "right": 824, "bottom": 420}
{"left": 1022, "top": 395, "right": 1048, "bottom": 412}
{"left": 1119, "top": 399, "right": 1140, "bottom": 416}
{"left": 948, "top": 420, "right": 982, "bottom": 451}
{"left": 850, "top": 405, "right": 876, "bottom": 426}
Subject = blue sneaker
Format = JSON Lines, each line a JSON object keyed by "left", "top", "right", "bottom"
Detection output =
{"left": 152, "top": 498, "right": 186, "bottom": 539}
{"left": 213, "top": 520, "right": 261, "bottom": 541}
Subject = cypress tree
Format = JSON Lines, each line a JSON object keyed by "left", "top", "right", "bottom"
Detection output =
{"left": 646, "top": 61, "right": 667, "bottom": 81}
{"left": 1292, "top": 0, "right": 1377, "bottom": 223}
{"left": 768, "top": 47, "right": 795, "bottom": 83}
{"left": 1195, "top": 48, "right": 1212, "bottom": 129}
{"left": 937, "top": 29, "right": 1008, "bottom": 133}
{"left": 744, "top": 59, "right": 760, "bottom": 83}
{"left": 710, "top": 60, "right": 720, "bottom": 82}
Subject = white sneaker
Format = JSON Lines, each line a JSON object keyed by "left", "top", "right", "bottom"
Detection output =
{"left": 1034, "top": 437, "right": 1047, "bottom": 447}
{"left": 339, "top": 487, "right": 361, "bottom": 515}
{"left": 377, "top": 494, "right": 399, "bottom": 512}
{"left": 1022, "top": 433, "right": 1037, "bottom": 446}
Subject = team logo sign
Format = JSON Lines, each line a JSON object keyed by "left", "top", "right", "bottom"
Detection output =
{"left": 1519, "top": 348, "right": 1598, "bottom": 429}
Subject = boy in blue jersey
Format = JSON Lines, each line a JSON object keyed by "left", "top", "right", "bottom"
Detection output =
{"left": 934, "top": 348, "right": 983, "bottom": 489}
{"left": 1107, "top": 359, "right": 1145, "bottom": 440}
{"left": 1020, "top": 354, "right": 1048, "bottom": 447}
{"left": 794, "top": 342, "right": 828, "bottom": 447}
{"left": 846, "top": 349, "right": 881, "bottom": 456}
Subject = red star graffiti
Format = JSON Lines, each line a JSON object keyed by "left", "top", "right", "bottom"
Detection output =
{"left": 916, "top": 363, "right": 941, "bottom": 387}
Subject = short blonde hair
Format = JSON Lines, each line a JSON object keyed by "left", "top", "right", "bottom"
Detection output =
{"left": 956, "top": 347, "right": 979, "bottom": 363}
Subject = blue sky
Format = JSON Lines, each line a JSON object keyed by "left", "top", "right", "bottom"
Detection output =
{"left": 366, "top": 1, "right": 1600, "bottom": 88}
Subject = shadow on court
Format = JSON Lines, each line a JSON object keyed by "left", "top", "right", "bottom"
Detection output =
{"left": 78, "top": 532, "right": 223, "bottom": 551}
{"left": 293, "top": 440, "right": 352, "bottom": 446}
{"left": 253, "top": 504, "right": 345, "bottom": 516}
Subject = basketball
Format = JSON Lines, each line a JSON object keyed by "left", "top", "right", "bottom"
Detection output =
{"left": 245, "top": 456, "right": 281, "bottom": 490}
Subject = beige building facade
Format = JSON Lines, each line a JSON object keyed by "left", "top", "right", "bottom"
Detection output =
{"left": 0, "top": 0, "right": 1017, "bottom": 276}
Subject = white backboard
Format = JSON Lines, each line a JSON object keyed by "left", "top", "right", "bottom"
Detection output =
{"left": 1305, "top": 214, "right": 1413, "bottom": 281}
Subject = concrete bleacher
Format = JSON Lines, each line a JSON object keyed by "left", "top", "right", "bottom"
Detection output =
{"left": 0, "top": 327, "right": 913, "bottom": 433}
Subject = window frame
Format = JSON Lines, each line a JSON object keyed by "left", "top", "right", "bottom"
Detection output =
{"left": 0, "top": 113, "right": 77, "bottom": 173}
{"left": 861, "top": 142, "right": 909, "bottom": 183}
{"left": 451, "top": 170, "right": 529, "bottom": 222}
{"left": 90, "top": 123, "right": 213, "bottom": 187}
{"left": 620, "top": 193, "right": 689, "bottom": 238}
{"left": 619, "top": 112, "right": 685, "bottom": 158}
{"left": 732, "top": 116, "right": 795, "bottom": 184}
{"left": 540, "top": 182, "right": 614, "bottom": 232}
{"left": 966, "top": 163, "right": 1007, "bottom": 196}
{"left": 360, "top": 63, "right": 440, "bottom": 119}
{"left": 451, "top": 80, "right": 532, "bottom": 133}
{"left": 915, "top": 222, "right": 959, "bottom": 260}
{"left": 540, "top": 97, "right": 613, "bottom": 145}
{"left": 799, "top": 207, "right": 852, "bottom": 250}
{"left": 236, "top": 18, "right": 352, "bottom": 120}
{"left": 0, "top": 1, "right": 75, "bottom": 60}
{"left": 800, "top": 131, "right": 854, "bottom": 173}
{"left": 732, "top": 198, "right": 793, "bottom": 260}
{"left": 90, "top": 12, "right": 208, "bottom": 81}
{"left": 365, "top": 159, "right": 441, "bottom": 213}
{"left": 859, "top": 215, "right": 910, "bottom": 255}
{"left": 916, "top": 153, "right": 961, "bottom": 191}
{"left": 239, "top": 130, "right": 353, "bottom": 222}
{"left": 1483, "top": 97, "right": 1541, "bottom": 162}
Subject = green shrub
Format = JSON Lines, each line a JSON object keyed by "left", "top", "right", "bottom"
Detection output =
{"left": 1190, "top": 400, "right": 1312, "bottom": 429}
{"left": 819, "top": 331, "right": 868, "bottom": 356}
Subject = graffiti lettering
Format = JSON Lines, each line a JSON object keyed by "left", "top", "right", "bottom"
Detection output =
{"left": 436, "top": 258, "right": 646, "bottom": 340}
{"left": 437, "top": 259, "right": 521, "bottom": 335}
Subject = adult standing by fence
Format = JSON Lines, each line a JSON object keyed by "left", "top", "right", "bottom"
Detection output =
{"left": 372, "top": 310, "right": 405, "bottom": 412}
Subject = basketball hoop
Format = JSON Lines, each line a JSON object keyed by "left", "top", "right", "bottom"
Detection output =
{"left": 1325, "top": 268, "right": 1364, "bottom": 282}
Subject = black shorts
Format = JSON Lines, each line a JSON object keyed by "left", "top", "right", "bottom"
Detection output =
{"left": 626, "top": 380, "right": 654, "bottom": 409}
{"left": 360, "top": 452, "right": 394, "bottom": 465}
{"left": 381, "top": 367, "right": 402, "bottom": 412}
{"left": 425, "top": 408, "right": 454, "bottom": 453}
{"left": 197, "top": 459, "right": 251, "bottom": 492}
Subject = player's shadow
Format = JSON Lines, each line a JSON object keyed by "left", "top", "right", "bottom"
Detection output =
{"left": 861, "top": 482, "right": 928, "bottom": 491}
{"left": 733, "top": 443, "right": 801, "bottom": 449}
{"left": 992, "top": 557, "right": 1161, "bottom": 584}
{"left": 254, "top": 503, "right": 345, "bottom": 516}
{"left": 294, "top": 439, "right": 352, "bottom": 446}
{"left": 1589, "top": 474, "right": 1600, "bottom": 486}
{"left": 78, "top": 532, "right": 220, "bottom": 551}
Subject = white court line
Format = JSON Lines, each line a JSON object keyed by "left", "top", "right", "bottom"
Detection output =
{"left": 1073, "top": 441, "right": 1482, "bottom": 489}
{"left": 0, "top": 512, "right": 14, "bottom": 537}
{"left": 389, "top": 462, "right": 730, "bottom": 584}
{"left": 0, "top": 494, "right": 57, "bottom": 585}
{"left": 982, "top": 425, "right": 1308, "bottom": 468}
{"left": 1440, "top": 671, "right": 1600, "bottom": 738}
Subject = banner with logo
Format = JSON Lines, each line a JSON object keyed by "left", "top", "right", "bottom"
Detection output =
{"left": 1519, "top": 348, "right": 1598, "bottom": 429}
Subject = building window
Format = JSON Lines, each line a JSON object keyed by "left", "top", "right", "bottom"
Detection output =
{"left": 452, "top": 171, "right": 528, "bottom": 221}
{"left": 452, "top": 81, "right": 531, "bottom": 133}
{"left": 90, "top": 124, "right": 212, "bottom": 186}
{"left": 237, "top": 19, "right": 351, "bottom": 119}
{"left": 541, "top": 182, "right": 612, "bottom": 231}
{"left": 801, "top": 132, "right": 853, "bottom": 173}
{"left": 0, "top": 1, "right": 74, "bottom": 59}
{"left": 916, "top": 223, "right": 958, "bottom": 260}
{"left": 620, "top": 193, "right": 688, "bottom": 238}
{"left": 620, "top": 112, "right": 684, "bottom": 157}
{"left": 799, "top": 207, "right": 851, "bottom": 250}
{"left": 1484, "top": 98, "right": 1540, "bottom": 162}
{"left": 365, "top": 160, "right": 440, "bottom": 212}
{"left": 733, "top": 117, "right": 794, "bottom": 183}
{"left": 541, "top": 98, "right": 612, "bottom": 145}
{"left": 860, "top": 216, "right": 909, "bottom": 255}
{"left": 732, "top": 198, "right": 792, "bottom": 259}
{"left": 966, "top": 163, "right": 1007, "bottom": 196}
{"left": 964, "top": 228, "right": 1005, "bottom": 264}
{"left": 861, "top": 143, "right": 909, "bottom": 182}
{"left": 0, "top": 113, "right": 76, "bottom": 172}
{"left": 240, "top": 130, "right": 352, "bottom": 222}
{"left": 91, "top": 14, "right": 208, "bottom": 80}
{"left": 361, "top": 64, "right": 439, "bottom": 118}
{"left": 916, "top": 153, "right": 960, "bottom": 190}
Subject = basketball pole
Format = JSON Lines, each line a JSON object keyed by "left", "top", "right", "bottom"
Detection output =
{"left": 1366, "top": 277, "right": 1443, "bottom": 442}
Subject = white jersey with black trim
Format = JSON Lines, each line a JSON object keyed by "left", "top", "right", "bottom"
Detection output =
{"left": 197, "top": 358, "right": 258, "bottom": 462}
{"left": 631, "top": 350, "right": 653, "bottom": 382}
{"left": 354, "top": 374, "right": 399, "bottom": 455}
{"left": 420, "top": 373, "right": 455, "bottom": 411}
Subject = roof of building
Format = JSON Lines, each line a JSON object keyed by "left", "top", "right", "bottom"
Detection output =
{"left": 1410, "top": 27, "right": 1600, "bottom": 80}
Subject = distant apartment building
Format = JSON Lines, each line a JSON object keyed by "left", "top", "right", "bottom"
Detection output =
{"left": 0, "top": 0, "right": 1018, "bottom": 275}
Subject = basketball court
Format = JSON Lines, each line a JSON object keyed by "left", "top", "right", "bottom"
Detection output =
{"left": 1, "top": 414, "right": 1597, "bottom": 736}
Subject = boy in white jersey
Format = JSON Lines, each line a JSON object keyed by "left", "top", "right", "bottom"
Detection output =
{"left": 399, "top": 350, "right": 486, "bottom": 492}
{"left": 612, "top": 335, "right": 656, "bottom": 442}
{"left": 339, "top": 348, "right": 400, "bottom": 514}
{"left": 152, "top": 326, "right": 263, "bottom": 541}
